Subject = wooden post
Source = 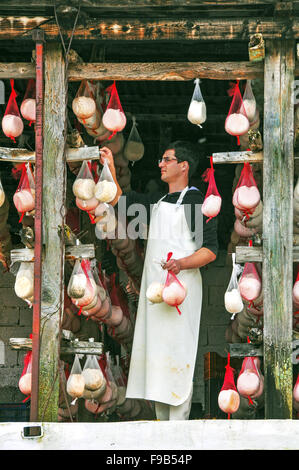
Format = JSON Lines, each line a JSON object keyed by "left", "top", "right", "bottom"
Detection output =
{"left": 263, "top": 39, "right": 295, "bottom": 419}
{"left": 38, "top": 43, "right": 66, "bottom": 421}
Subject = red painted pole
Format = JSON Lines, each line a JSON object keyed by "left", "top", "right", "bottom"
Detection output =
{"left": 30, "top": 30, "right": 44, "bottom": 422}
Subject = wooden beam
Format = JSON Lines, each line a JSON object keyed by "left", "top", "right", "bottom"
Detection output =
{"left": 10, "top": 245, "right": 95, "bottom": 263}
{"left": 65, "top": 244, "right": 95, "bottom": 260}
{"left": 236, "top": 245, "right": 299, "bottom": 263}
{"left": 229, "top": 343, "right": 263, "bottom": 358}
{"left": 262, "top": 39, "right": 294, "bottom": 419}
{"left": 0, "top": 1, "right": 280, "bottom": 11}
{"left": 0, "top": 61, "right": 264, "bottom": 81}
{"left": 212, "top": 150, "right": 263, "bottom": 164}
{"left": 0, "top": 146, "right": 99, "bottom": 163}
{"left": 9, "top": 337, "right": 104, "bottom": 356}
{"left": 235, "top": 246, "right": 263, "bottom": 263}
{"left": 38, "top": 43, "right": 66, "bottom": 422}
{"left": 0, "top": 62, "right": 35, "bottom": 80}
{"left": 1, "top": 17, "right": 299, "bottom": 42}
{"left": 0, "top": 61, "right": 299, "bottom": 81}
{"left": 67, "top": 61, "right": 265, "bottom": 81}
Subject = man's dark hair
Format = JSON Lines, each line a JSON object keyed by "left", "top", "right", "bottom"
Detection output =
{"left": 165, "top": 140, "right": 200, "bottom": 177}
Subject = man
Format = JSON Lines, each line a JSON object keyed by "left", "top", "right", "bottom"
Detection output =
{"left": 100, "top": 140, "right": 218, "bottom": 421}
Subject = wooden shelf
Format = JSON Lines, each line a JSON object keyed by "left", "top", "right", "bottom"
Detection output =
{"left": 0, "top": 146, "right": 100, "bottom": 164}
{"left": 229, "top": 340, "right": 299, "bottom": 365}
{"left": 212, "top": 150, "right": 263, "bottom": 164}
{"left": 10, "top": 244, "right": 95, "bottom": 264}
{"left": 235, "top": 245, "right": 299, "bottom": 263}
{"left": 229, "top": 343, "right": 263, "bottom": 358}
{"left": 235, "top": 246, "right": 263, "bottom": 263}
{"left": 9, "top": 336, "right": 103, "bottom": 356}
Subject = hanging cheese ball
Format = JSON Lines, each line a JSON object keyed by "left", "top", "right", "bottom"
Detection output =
{"left": 82, "top": 368, "right": 105, "bottom": 391}
{"left": 187, "top": 100, "right": 207, "bottom": 126}
{"left": 21, "top": 98, "right": 36, "bottom": 122}
{"left": 146, "top": 282, "right": 164, "bottom": 304}
{"left": 224, "top": 289, "right": 243, "bottom": 314}
{"left": 19, "top": 372, "right": 32, "bottom": 396}
{"left": 225, "top": 113, "right": 249, "bottom": 137}
{"left": 94, "top": 180, "right": 117, "bottom": 203}
{"left": 67, "top": 374, "right": 85, "bottom": 398}
{"left": 72, "top": 96, "right": 96, "bottom": 120}
{"left": 73, "top": 178, "right": 95, "bottom": 201}
{"left": 102, "top": 108, "right": 126, "bottom": 134}
{"left": 218, "top": 389, "right": 240, "bottom": 414}
{"left": 2, "top": 114, "right": 24, "bottom": 139}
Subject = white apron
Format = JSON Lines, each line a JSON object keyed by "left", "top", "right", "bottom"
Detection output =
{"left": 126, "top": 186, "right": 202, "bottom": 406}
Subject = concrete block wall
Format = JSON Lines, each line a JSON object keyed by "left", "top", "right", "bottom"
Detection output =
{"left": 0, "top": 266, "right": 32, "bottom": 403}
{"left": 0, "top": 250, "right": 232, "bottom": 412}
{"left": 193, "top": 249, "right": 232, "bottom": 408}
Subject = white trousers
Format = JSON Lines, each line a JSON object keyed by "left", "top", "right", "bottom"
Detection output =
{"left": 154, "top": 385, "right": 193, "bottom": 421}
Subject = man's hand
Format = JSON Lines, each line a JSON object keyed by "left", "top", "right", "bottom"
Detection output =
{"left": 163, "top": 258, "right": 181, "bottom": 275}
{"left": 99, "top": 146, "right": 123, "bottom": 206}
{"left": 100, "top": 146, "right": 115, "bottom": 174}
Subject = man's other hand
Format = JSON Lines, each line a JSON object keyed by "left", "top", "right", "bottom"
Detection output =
{"left": 163, "top": 258, "right": 181, "bottom": 275}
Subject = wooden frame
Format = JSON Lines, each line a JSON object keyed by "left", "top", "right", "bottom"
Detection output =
{"left": 0, "top": 61, "right": 299, "bottom": 81}
{"left": 1, "top": 17, "right": 299, "bottom": 42}
{"left": 0, "top": 2, "right": 297, "bottom": 422}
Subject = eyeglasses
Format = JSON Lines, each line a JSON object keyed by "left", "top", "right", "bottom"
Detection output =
{"left": 158, "top": 157, "right": 181, "bottom": 164}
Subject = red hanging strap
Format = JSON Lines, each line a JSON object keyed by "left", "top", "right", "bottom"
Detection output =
{"left": 10, "top": 79, "right": 17, "bottom": 101}
{"left": 227, "top": 80, "right": 240, "bottom": 97}
{"left": 87, "top": 211, "right": 96, "bottom": 224}
{"left": 18, "top": 211, "right": 25, "bottom": 223}
{"left": 165, "top": 252, "right": 183, "bottom": 315}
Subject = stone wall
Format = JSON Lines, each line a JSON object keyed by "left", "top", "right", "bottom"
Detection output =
{"left": 193, "top": 249, "right": 232, "bottom": 408}
{"left": 0, "top": 250, "right": 232, "bottom": 415}
{"left": 0, "top": 266, "right": 32, "bottom": 403}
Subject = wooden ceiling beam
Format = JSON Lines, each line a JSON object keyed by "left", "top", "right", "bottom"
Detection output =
{"left": 0, "top": 60, "right": 265, "bottom": 81}
{"left": 0, "top": 1, "right": 279, "bottom": 14}
{"left": 0, "top": 17, "right": 298, "bottom": 41}
{"left": 1, "top": 60, "right": 299, "bottom": 81}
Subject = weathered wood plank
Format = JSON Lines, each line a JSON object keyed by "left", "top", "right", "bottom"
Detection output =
{"left": 1, "top": 17, "right": 299, "bottom": 41}
{"left": 65, "top": 244, "right": 95, "bottom": 260}
{"left": 212, "top": 150, "right": 263, "bottom": 164}
{"left": 67, "top": 61, "right": 265, "bottom": 81}
{"left": 0, "top": 61, "right": 298, "bottom": 81}
{"left": 0, "top": 62, "right": 35, "bottom": 79}
{"left": 0, "top": 147, "right": 35, "bottom": 161}
{"left": 10, "top": 248, "right": 35, "bottom": 263}
{"left": 0, "top": 1, "right": 280, "bottom": 10}
{"left": 9, "top": 337, "right": 103, "bottom": 356}
{"left": 66, "top": 146, "right": 100, "bottom": 162}
{"left": 60, "top": 340, "right": 103, "bottom": 356}
{"left": 235, "top": 246, "right": 263, "bottom": 263}
{"left": 0, "top": 61, "right": 264, "bottom": 80}
{"left": 262, "top": 39, "right": 294, "bottom": 419}
{"left": 0, "top": 146, "right": 99, "bottom": 163}
{"left": 236, "top": 245, "right": 299, "bottom": 263}
{"left": 229, "top": 343, "right": 263, "bottom": 358}
{"left": 38, "top": 43, "right": 66, "bottom": 422}
{"left": 10, "top": 245, "right": 95, "bottom": 263}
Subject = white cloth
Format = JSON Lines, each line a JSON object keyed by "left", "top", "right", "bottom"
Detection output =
{"left": 155, "top": 384, "right": 194, "bottom": 421}
{"left": 126, "top": 186, "right": 203, "bottom": 406}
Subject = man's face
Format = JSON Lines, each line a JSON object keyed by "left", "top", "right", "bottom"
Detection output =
{"left": 159, "top": 149, "right": 185, "bottom": 183}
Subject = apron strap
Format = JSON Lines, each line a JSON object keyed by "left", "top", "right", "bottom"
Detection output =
{"left": 156, "top": 185, "right": 190, "bottom": 208}
{"left": 175, "top": 186, "right": 189, "bottom": 208}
